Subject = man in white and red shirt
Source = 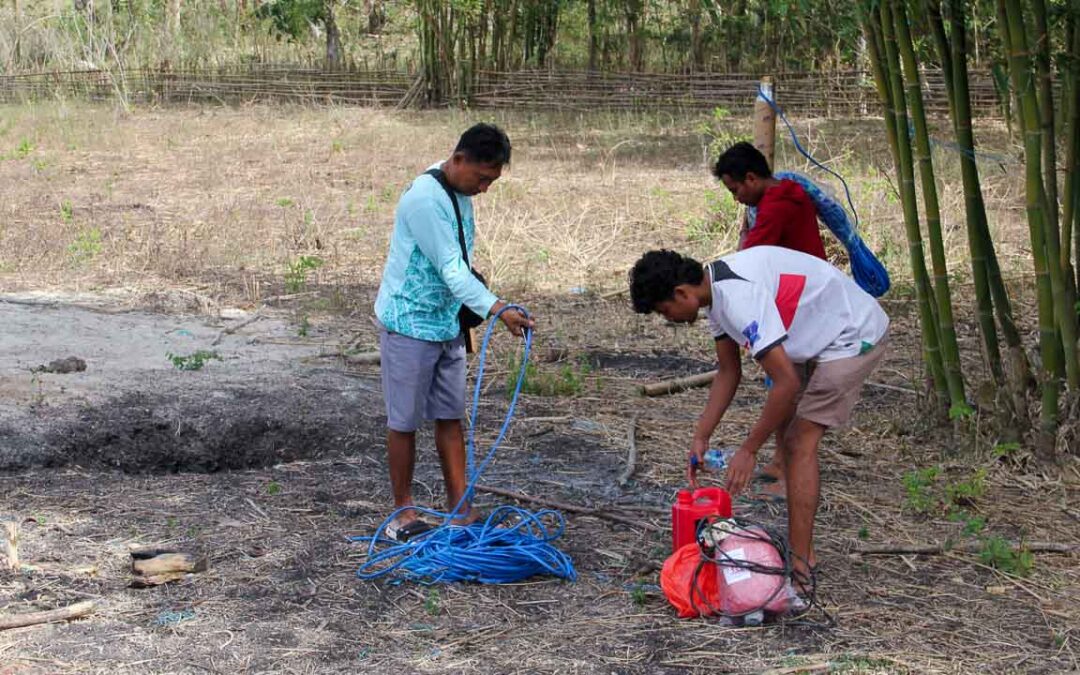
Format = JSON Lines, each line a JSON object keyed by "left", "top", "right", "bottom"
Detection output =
{"left": 629, "top": 246, "right": 889, "bottom": 587}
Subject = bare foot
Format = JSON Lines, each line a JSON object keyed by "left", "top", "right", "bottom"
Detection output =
{"left": 390, "top": 505, "right": 418, "bottom": 529}
{"left": 757, "top": 462, "right": 784, "bottom": 482}
{"left": 448, "top": 505, "right": 482, "bottom": 527}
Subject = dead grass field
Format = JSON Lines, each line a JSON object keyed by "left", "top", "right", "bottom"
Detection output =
{"left": 1, "top": 102, "right": 1078, "bottom": 674}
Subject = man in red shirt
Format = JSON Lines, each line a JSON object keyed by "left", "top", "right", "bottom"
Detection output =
{"left": 714, "top": 142, "right": 826, "bottom": 259}
{"left": 712, "top": 142, "right": 827, "bottom": 490}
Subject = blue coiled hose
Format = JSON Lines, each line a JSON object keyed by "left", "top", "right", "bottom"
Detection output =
{"left": 352, "top": 305, "right": 577, "bottom": 585}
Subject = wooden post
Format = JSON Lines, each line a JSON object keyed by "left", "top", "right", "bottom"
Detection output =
{"left": 740, "top": 76, "right": 778, "bottom": 247}
{"left": 2, "top": 518, "right": 18, "bottom": 571}
{"left": 753, "top": 76, "right": 778, "bottom": 171}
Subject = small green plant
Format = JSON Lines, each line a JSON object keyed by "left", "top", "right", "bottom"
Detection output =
{"left": 31, "top": 158, "right": 47, "bottom": 173}
{"left": 5, "top": 138, "right": 34, "bottom": 160}
{"left": 330, "top": 139, "right": 344, "bottom": 154}
{"left": 507, "top": 353, "right": 592, "bottom": 397}
{"left": 978, "top": 535, "right": 1033, "bottom": 576}
{"left": 265, "top": 480, "right": 282, "bottom": 496}
{"left": 167, "top": 350, "right": 222, "bottom": 371}
{"left": 67, "top": 227, "right": 102, "bottom": 264}
{"left": 992, "top": 441, "right": 1021, "bottom": 459}
{"left": 297, "top": 315, "right": 311, "bottom": 337}
{"left": 945, "top": 468, "right": 987, "bottom": 507}
{"left": 962, "top": 514, "right": 986, "bottom": 536}
{"left": 948, "top": 402, "right": 975, "bottom": 421}
{"left": 284, "top": 255, "right": 324, "bottom": 293}
{"left": 424, "top": 588, "right": 440, "bottom": 616}
{"left": 902, "top": 466, "right": 940, "bottom": 515}
{"left": 857, "top": 525, "right": 870, "bottom": 540}
{"left": 275, "top": 197, "right": 294, "bottom": 208}
{"left": 303, "top": 209, "right": 314, "bottom": 226}
{"left": 60, "top": 200, "right": 74, "bottom": 223}
{"left": 166, "top": 516, "right": 179, "bottom": 529}
{"left": 629, "top": 582, "right": 648, "bottom": 607}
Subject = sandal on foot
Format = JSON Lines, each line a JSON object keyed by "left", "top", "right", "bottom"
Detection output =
{"left": 383, "top": 519, "right": 434, "bottom": 543}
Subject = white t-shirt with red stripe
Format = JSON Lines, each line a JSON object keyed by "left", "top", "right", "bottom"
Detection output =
{"left": 705, "top": 246, "right": 889, "bottom": 363}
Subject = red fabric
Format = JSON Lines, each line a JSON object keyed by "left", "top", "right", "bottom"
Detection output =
{"left": 661, "top": 543, "right": 722, "bottom": 618}
{"left": 741, "top": 180, "right": 827, "bottom": 260}
{"left": 775, "top": 274, "right": 807, "bottom": 330}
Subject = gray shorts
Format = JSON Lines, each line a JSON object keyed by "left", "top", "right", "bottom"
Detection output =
{"left": 379, "top": 327, "right": 466, "bottom": 432}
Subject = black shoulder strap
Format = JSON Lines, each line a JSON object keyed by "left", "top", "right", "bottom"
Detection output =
{"left": 425, "top": 168, "right": 469, "bottom": 267}
{"left": 709, "top": 259, "right": 747, "bottom": 283}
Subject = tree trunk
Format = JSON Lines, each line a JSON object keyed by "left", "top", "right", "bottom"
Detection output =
{"left": 626, "top": 0, "right": 644, "bottom": 72}
{"left": 587, "top": 0, "right": 598, "bottom": 71}
{"left": 368, "top": 0, "right": 385, "bottom": 34}
{"left": 688, "top": 0, "right": 704, "bottom": 72}
{"left": 325, "top": 1, "right": 342, "bottom": 71}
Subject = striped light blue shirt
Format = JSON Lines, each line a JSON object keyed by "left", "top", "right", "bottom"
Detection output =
{"left": 374, "top": 164, "right": 499, "bottom": 342}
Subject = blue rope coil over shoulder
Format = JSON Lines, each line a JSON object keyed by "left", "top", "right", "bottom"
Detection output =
{"left": 751, "top": 86, "right": 891, "bottom": 299}
{"left": 352, "top": 305, "right": 577, "bottom": 585}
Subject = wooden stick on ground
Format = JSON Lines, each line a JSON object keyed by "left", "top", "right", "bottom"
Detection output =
{"left": 617, "top": 417, "right": 638, "bottom": 487}
{"left": 0, "top": 601, "right": 97, "bottom": 631}
{"left": 474, "top": 484, "right": 661, "bottom": 532}
{"left": 211, "top": 310, "right": 263, "bottom": 346}
{"left": 642, "top": 370, "right": 917, "bottom": 398}
{"left": 1, "top": 518, "right": 17, "bottom": 571}
{"left": 640, "top": 371, "right": 715, "bottom": 397}
{"left": 855, "top": 541, "right": 1078, "bottom": 555}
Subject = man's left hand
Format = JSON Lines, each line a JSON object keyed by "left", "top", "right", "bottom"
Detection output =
{"left": 724, "top": 446, "right": 757, "bottom": 496}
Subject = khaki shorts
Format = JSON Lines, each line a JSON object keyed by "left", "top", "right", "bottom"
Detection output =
{"left": 794, "top": 332, "right": 889, "bottom": 429}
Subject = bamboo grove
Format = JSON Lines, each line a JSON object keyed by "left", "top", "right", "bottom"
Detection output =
{"left": 860, "top": 0, "right": 1080, "bottom": 457}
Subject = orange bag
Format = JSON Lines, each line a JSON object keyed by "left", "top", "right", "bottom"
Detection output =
{"left": 660, "top": 542, "right": 723, "bottom": 618}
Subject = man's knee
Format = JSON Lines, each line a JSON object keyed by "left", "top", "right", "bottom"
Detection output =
{"left": 789, "top": 418, "right": 826, "bottom": 456}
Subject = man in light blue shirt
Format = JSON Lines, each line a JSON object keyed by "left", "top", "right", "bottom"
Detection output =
{"left": 375, "top": 123, "right": 531, "bottom": 541}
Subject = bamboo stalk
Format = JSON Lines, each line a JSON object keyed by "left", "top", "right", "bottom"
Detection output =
{"left": 1001, "top": 0, "right": 1071, "bottom": 452}
{"left": 932, "top": 0, "right": 1009, "bottom": 390}
{"left": 879, "top": 0, "right": 950, "bottom": 405}
{"left": 1064, "top": 2, "right": 1080, "bottom": 294}
{"left": 894, "top": 0, "right": 967, "bottom": 408}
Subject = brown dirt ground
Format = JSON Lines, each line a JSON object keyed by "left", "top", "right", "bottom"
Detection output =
{"left": 1, "top": 286, "right": 1078, "bottom": 675}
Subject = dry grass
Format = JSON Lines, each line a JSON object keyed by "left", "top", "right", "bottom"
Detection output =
{"left": 0, "top": 102, "right": 1033, "bottom": 305}
{"left": 2, "top": 102, "right": 1077, "bottom": 674}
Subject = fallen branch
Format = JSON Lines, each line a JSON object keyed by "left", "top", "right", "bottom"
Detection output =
{"left": 641, "top": 370, "right": 917, "bottom": 398}
{"left": 617, "top": 417, "right": 638, "bottom": 487}
{"left": 854, "top": 541, "right": 1078, "bottom": 555}
{"left": 0, "top": 600, "right": 97, "bottom": 631}
{"left": 474, "top": 484, "right": 661, "bottom": 532}
{"left": 211, "top": 310, "right": 263, "bottom": 346}
{"left": 640, "top": 371, "right": 715, "bottom": 397}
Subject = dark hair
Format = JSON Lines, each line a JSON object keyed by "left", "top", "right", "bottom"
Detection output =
{"left": 712, "top": 141, "right": 771, "bottom": 182}
{"left": 455, "top": 123, "right": 512, "bottom": 166}
{"left": 628, "top": 250, "right": 704, "bottom": 314}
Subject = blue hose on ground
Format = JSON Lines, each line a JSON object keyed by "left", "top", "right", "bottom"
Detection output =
{"left": 750, "top": 86, "right": 891, "bottom": 298}
{"left": 352, "top": 305, "right": 577, "bottom": 585}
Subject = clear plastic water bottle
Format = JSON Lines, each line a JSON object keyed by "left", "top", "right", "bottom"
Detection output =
{"left": 691, "top": 447, "right": 736, "bottom": 472}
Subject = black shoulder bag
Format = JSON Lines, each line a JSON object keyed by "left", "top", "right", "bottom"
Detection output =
{"left": 425, "top": 168, "right": 488, "bottom": 349}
